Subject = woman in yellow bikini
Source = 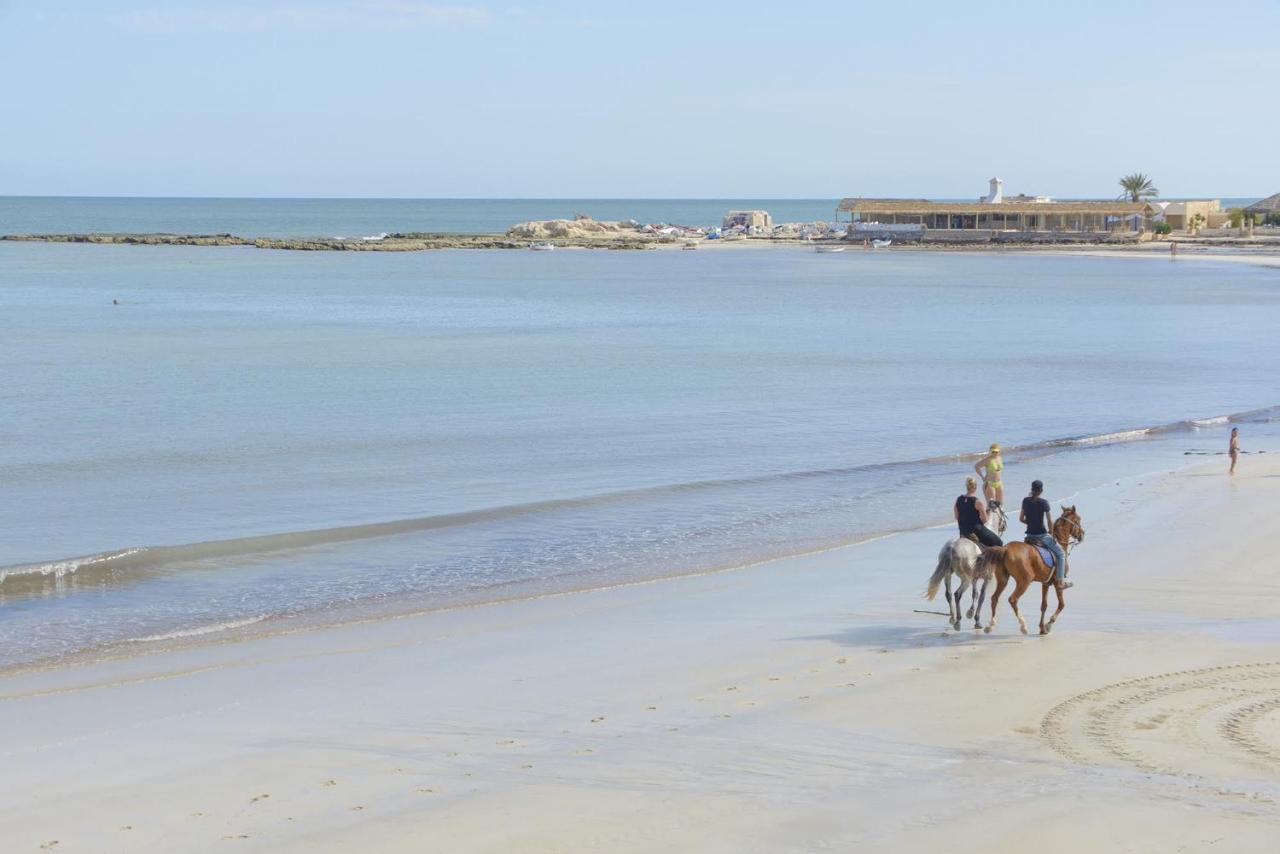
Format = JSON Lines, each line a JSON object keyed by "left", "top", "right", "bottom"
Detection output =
{"left": 974, "top": 443, "right": 1004, "bottom": 508}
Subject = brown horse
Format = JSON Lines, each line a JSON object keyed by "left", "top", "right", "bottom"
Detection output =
{"left": 976, "top": 506, "right": 1084, "bottom": 635}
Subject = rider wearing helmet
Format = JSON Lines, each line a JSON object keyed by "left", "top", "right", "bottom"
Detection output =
{"left": 1021, "top": 479, "right": 1071, "bottom": 589}
{"left": 955, "top": 476, "right": 1003, "bottom": 547}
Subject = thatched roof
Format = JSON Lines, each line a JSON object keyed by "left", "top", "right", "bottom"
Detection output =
{"left": 838, "top": 198, "right": 1150, "bottom": 215}
{"left": 1244, "top": 193, "right": 1280, "bottom": 213}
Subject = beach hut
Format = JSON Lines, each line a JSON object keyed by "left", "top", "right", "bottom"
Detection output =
{"left": 1244, "top": 193, "right": 1280, "bottom": 225}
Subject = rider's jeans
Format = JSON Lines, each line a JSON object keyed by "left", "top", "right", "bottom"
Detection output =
{"left": 1027, "top": 533, "right": 1067, "bottom": 581}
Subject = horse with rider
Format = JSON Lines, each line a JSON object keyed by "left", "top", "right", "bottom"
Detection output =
{"left": 927, "top": 445, "right": 1085, "bottom": 635}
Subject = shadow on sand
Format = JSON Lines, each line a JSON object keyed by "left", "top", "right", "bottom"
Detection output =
{"left": 794, "top": 621, "right": 1024, "bottom": 651}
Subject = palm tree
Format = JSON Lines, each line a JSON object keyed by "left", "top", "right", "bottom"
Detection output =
{"left": 1118, "top": 173, "right": 1159, "bottom": 202}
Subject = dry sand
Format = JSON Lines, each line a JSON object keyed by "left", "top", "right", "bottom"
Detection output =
{"left": 3, "top": 454, "right": 1279, "bottom": 853}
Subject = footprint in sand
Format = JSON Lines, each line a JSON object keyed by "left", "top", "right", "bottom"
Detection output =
{"left": 416, "top": 787, "right": 434, "bottom": 794}
{"left": 39, "top": 843, "right": 59, "bottom": 851}
{"left": 768, "top": 677, "right": 781, "bottom": 682}
{"left": 798, "top": 696, "right": 810, "bottom": 700}
{"left": 120, "top": 825, "right": 134, "bottom": 831}
{"left": 666, "top": 726, "right": 680, "bottom": 732}
{"left": 1013, "top": 725, "right": 1037, "bottom": 735}
{"left": 1134, "top": 714, "right": 1169, "bottom": 731}
{"left": 350, "top": 806, "right": 365, "bottom": 812}
{"left": 321, "top": 780, "right": 337, "bottom": 787}
{"left": 576, "top": 748, "right": 594, "bottom": 754}
{"left": 497, "top": 739, "right": 516, "bottom": 745}
{"left": 715, "top": 713, "right": 731, "bottom": 719}
{"left": 249, "top": 794, "right": 270, "bottom": 804}
{"left": 646, "top": 706, "right": 657, "bottom": 710}
{"left": 725, "top": 686, "right": 737, "bottom": 692}
{"left": 190, "top": 812, "right": 206, "bottom": 818}
{"left": 590, "top": 716, "right": 605, "bottom": 723}
{"left": 221, "top": 834, "right": 250, "bottom": 841}
{"left": 521, "top": 764, "right": 534, "bottom": 769}
{"left": 836, "top": 658, "right": 847, "bottom": 664}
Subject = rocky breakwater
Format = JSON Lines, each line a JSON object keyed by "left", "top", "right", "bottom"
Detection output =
{"left": 2, "top": 233, "right": 254, "bottom": 246}
{"left": 506, "top": 216, "right": 677, "bottom": 248}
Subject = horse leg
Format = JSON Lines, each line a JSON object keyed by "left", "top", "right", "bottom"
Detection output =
{"left": 984, "top": 574, "right": 1008, "bottom": 634}
{"left": 1008, "top": 577, "right": 1031, "bottom": 635}
{"left": 1038, "top": 582, "right": 1050, "bottom": 635}
{"left": 944, "top": 571, "right": 955, "bottom": 624}
{"left": 952, "top": 576, "right": 969, "bottom": 631}
{"left": 973, "top": 575, "right": 988, "bottom": 629}
{"left": 1046, "top": 583, "right": 1066, "bottom": 632}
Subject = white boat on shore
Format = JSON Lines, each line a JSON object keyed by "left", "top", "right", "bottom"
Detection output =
{"left": 872, "top": 238, "right": 893, "bottom": 249}
{"left": 529, "top": 242, "right": 555, "bottom": 251}
{"left": 814, "top": 244, "right": 845, "bottom": 253}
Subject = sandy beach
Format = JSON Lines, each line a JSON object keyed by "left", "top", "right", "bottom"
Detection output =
{"left": 4, "top": 449, "right": 1278, "bottom": 853}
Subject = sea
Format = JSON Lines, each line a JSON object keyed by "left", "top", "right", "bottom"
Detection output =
{"left": 2, "top": 197, "right": 1279, "bottom": 671}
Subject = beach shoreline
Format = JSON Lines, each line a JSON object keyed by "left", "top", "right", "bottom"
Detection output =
{"left": 6, "top": 230, "right": 1280, "bottom": 267}
{"left": 4, "top": 450, "right": 1279, "bottom": 852}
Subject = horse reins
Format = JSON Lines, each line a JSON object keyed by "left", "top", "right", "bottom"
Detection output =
{"left": 1056, "top": 517, "right": 1084, "bottom": 554}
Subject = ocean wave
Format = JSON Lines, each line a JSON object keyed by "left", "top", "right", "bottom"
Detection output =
{"left": 2, "top": 403, "right": 1268, "bottom": 592}
{"left": 0, "top": 548, "right": 144, "bottom": 583}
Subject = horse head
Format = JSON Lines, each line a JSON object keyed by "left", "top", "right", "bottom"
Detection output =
{"left": 1059, "top": 504, "right": 1084, "bottom": 543}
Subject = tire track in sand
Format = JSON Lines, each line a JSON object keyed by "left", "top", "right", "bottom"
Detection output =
{"left": 1040, "top": 662, "right": 1280, "bottom": 784}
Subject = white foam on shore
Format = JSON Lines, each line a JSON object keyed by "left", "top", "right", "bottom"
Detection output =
{"left": 124, "top": 615, "right": 268, "bottom": 644}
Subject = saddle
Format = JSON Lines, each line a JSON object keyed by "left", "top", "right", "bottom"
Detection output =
{"left": 1025, "top": 540, "right": 1057, "bottom": 569}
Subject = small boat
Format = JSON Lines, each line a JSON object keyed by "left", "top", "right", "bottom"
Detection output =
{"left": 530, "top": 242, "right": 555, "bottom": 251}
{"left": 814, "top": 244, "right": 845, "bottom": 253}
{"left": 871, "top": 238, "right": 893, "bottom": 249}
{"left": 682, "top": 241, "right": 698, "bottom": 250}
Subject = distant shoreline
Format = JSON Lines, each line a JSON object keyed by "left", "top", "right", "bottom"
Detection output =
{"left": 5, "top": 231, "right": 1280, "bottom": 263}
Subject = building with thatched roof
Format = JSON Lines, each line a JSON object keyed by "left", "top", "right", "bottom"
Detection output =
{"left": 837, "top": 177, "right": 1153, "bottom": 236}
{"left": 1245, "top": 193, "right": 1280, "bottom": 218}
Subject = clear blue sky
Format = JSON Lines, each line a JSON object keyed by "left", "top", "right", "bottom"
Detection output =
{"left": 2, "top": 0, "right": 1276, "bottom": 198}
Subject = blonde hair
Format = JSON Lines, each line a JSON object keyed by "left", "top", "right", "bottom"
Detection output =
{"left": 965, "top": 476, "right": 977, "bottom": 491}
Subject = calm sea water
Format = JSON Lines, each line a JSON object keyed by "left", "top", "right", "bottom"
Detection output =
{"left": 0, "top": 197, "right": 844, "bottom": 238}
{"left": 1, "top": 197, "right": 1262, "bottom": 238}
{"left": 2, "top": 199, "right": 1279, "bottom": 669}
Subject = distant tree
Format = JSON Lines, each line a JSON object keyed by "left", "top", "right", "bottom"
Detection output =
{"left": 1227, "top": 208, "right": 1245, "bottom": 228}
{"left": 1118, "top": 173, "right": 1159, "bottom": 202}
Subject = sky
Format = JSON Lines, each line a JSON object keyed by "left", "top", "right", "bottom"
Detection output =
{"left": 1, "top": 0, "right": 1277, "bottom": 199}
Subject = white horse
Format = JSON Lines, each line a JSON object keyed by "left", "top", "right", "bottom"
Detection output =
{"left": 924, "top": 504, "right": 1007, "bottom": 630}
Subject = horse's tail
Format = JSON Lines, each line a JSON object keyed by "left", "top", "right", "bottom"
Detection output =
{"left": 925, "top": 546, "right": 951, "bottom": 601}
{"left": 976, "top": 546, "right": 1007, "bottom": 583}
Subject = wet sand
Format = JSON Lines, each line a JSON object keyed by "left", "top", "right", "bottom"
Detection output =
{"left": 3, "top": 454, "right": 1279, "bottom": 852}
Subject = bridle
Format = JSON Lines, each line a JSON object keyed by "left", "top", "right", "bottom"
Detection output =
{"left": 1056, "top": 516, "right": 1085, "bottom": 554}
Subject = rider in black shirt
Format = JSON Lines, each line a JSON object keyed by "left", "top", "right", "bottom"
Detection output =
{"left": 1020, "top": 479, "right": 1070, "bottom": 588}
{"left": 955, "top": 477, "right": 1003, "bottom": 547}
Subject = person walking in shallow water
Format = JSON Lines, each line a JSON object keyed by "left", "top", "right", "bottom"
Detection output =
{"left": 975, "top": 443, "right": 1004, "bottom": 508}
{"left": 1229, "top": 427, "right": 1240, "bottom": 475}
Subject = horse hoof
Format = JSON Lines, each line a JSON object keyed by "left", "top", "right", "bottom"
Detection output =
{"left": 1020, "top": 626, "right": 1029, "bottom": 635}
{"left": 965, "top": 607, "right": 975, "bottom": 619}
{"left": 1039, "top": 628, "right": 1048, "bottom": 636}
{"left": 983, "top": 625, "right": 993, "bottom": 635}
